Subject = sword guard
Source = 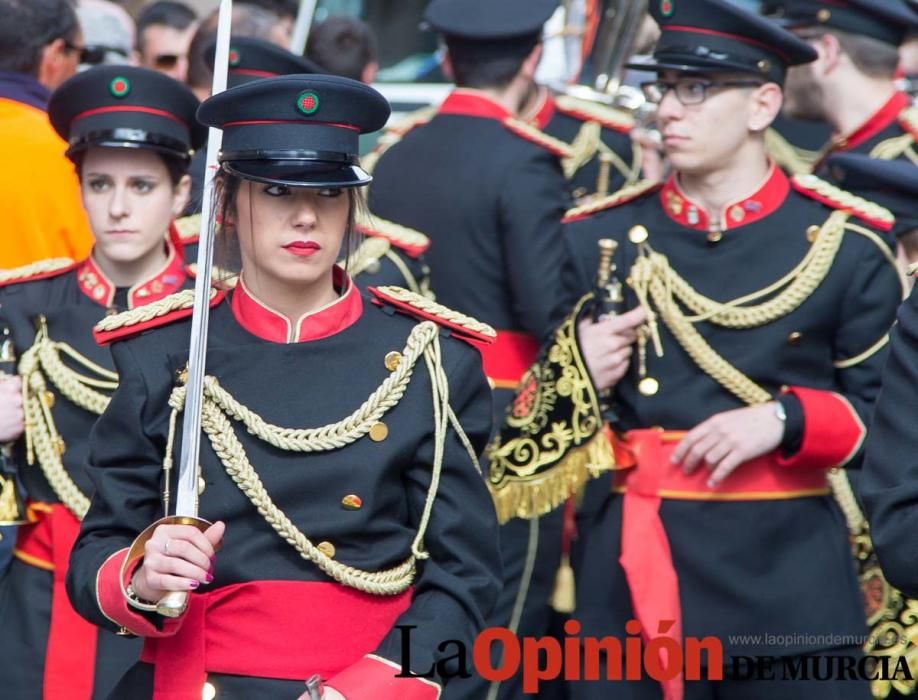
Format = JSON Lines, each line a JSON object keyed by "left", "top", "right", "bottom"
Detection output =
{"left": 157, "top": 590, "right": 189, "bottom": 618}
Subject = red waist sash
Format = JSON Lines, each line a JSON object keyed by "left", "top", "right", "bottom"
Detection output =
{"left": 615, "top": 429, "right": 831, "bottom": 700}
{"left": 477, "top": 330, "right": 540, "bottom": 390}
{"left": 140, "top": 580, "right": 412, "bottom": 700}
{"left": 14, "top": 501, "right": 97, "bottom": 700}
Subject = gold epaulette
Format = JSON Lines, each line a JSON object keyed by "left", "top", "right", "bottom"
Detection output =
{"left": 387, "top": 105, "right": 436, "bottom": 136}
{"left": 356, "top": 211, "right": 430, "bottom": 258}
{"left": 765, "top": 127, "right": 819, "bottom": 176}
{"left": 554, "top": 94, "right": 635, "bottom": 134}
{"left": 346, "top": 236, "right": 391, "bottom": 277}
{"left": 791, "top": 175, "right": 895, "bottom": 231}
{"left": 897, "top": 105, "right": 918, "bottom": 141}
{"left": 0, "top": 258, "right": 76, "bottom": 288}
{"left": 562, "top": 179, "right": 661, "bottom": 222}
{"left": 369, "top": 285, "right": 496, "bottom": 344}
{"left": 503, "top": 118, "right": 574, "bottom": 159}
{"left": 173, "top": 214, "right": 202, "bottom": 242}
{"left": 93, "top": 288, "right": 224, "bottom": 345}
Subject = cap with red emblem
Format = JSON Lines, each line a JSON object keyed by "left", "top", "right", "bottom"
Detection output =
{"left": 48, "top": 65, "right": 206, "bottom": 161}
{"left": 204, "top": 36, "right": 323, "bottom": 88}
{"left": 196, "top": 73, "right": 390, "bottom": 188}
{"left": 628, "top": 0, "right": 818, "bottom": 84}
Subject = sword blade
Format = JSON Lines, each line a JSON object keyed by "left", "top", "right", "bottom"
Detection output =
{"left": 174, "top": 0, "right": 234, "bottom": 518}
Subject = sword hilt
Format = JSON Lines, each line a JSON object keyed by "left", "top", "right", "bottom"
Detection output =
{"left": 157, "top": 590, "right": 189, "bottom": 618}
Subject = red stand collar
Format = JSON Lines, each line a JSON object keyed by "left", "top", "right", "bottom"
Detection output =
{"left": 438, "top": 89, "right": 513, "bottom": 121}
{"left": 522, "top": 87, "right": 556, "bottom": 130}
{"left": 660, "top": 163, "right": 790, "bottom": 233}
{"left": 830, "top": 91, "right": 910, "bottom": 153}
{"left": 76, "top": 240, "right": 187, "bottom": 309}
{"left": 231, "top": 266, "right": 362, "bottom": 344}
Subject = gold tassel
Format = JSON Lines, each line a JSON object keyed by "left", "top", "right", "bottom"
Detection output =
{"left": 550, "top": 554, "right": 576, "bottom": 614}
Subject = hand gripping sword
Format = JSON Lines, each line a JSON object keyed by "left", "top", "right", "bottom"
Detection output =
{"left": 155, "top": 0, "right": 233, "bottom": 619}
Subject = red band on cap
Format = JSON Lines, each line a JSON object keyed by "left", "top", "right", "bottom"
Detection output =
{"left": 230, "top": 68, "right": 279, "bottom": 78}
{"left": 664, "top": 25, "right": 792, "bottom": 63}
{"left": 222, "top": 119, "right": 360, "bottom": 131}
{"left": 72, "top": 105, "right": 188, "bottom": 127}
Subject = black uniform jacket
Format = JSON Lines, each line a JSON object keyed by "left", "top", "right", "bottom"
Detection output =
{"left": 369, "top": 88, "right": 570, "bottom": 341}
{"left": 561, "top": 164, "right": 903, "bottom": 656}
{"left": 66, "top": 272, "right": 501, "bottom": 698}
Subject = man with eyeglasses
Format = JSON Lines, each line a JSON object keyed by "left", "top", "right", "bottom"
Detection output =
{"left": 134, "top": 0, "right": 198, "bottom": 83}
{"left": 0, "top": 0, "right": 93, "bottom": 269}
{"left": 533, "top": 0, "right": 903, "bottom": 697}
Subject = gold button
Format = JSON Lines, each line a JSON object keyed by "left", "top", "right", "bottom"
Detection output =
{"left": 369, "top": 422, "right": 389, "bottom": 442}
{"left": 43, "top": 391, "right": 55, "bottom": 409}
{"left": 638, "top": 377, "right": 660, "bottom": 396}
{"left": 628, "top": 225, "right": 649, "bottom": 244}
{"left": 341, "top": 494, "right": 363, "bottom": 510}
{"left": 757, "top": 59, "right": 770, "bottom": 73}
{"left": 384, "top": 351, "right": 402, "bottom": 372}
{"left": 806, "top": 225, "right": 820, "bottom": 243}
{"left": 707, "top": 230, "right": 723, "bottom": 243}
{"left": 116, "top": 626, "right": 132, "bottom": 637}
{"left": 55, "top": 437, "right": 66, "bottom": 456}
{"left": 366, "top": 259, "right": 381, "bottom": 275}
{"left": 817, "top": 8, "right": 831, "bottom": 22}
{"left": 729, "top": 205, "right": 744, "bottom": 222}
{"left": 780, "top": 384, "right": 790, "bottom": 393}
{"left": 317, "top": 541, "right": 336, "bottom": 558}
{"left": 203, "top": 681, "right": 217, "bottom": 700}
{"left": 787, "top": 332, "right": 803, "bottom": 346}
{"left": 198, "top": 476, "right": 206, "bottom": 496}
{"left": 136, "top": 288, "right": 150, "bottom": 298}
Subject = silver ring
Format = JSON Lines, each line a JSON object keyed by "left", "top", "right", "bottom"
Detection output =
{"left": 164, "top": 539, "right": 171, "bottom": 556}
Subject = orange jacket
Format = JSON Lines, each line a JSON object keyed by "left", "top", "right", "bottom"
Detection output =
{"left": 0, "top": 97, "right": 93, "bottom": 268}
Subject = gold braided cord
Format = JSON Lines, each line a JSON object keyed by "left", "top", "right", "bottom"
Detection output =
{"left": 793, "top": 175, "right": 894, "bottom": 226}
{"left": 17, "top": 321, "right": 115, "bottom": 520}
{"left": 94, "top": 288, "right": 217, "bottom": 334}
{"left": 344, "top": 236, "right": 391, "bottom": 277}
{"left": 562, "top": 121, "right": 601, "bottom": 179}
{"left": 374, "top": 285, "right": 496, "bottom": 339}
{"left": 356, "top": 211, "right": 430, "bottom": 252}
{"left": 869, "top": 133, "right": 915, "bottom": 161}
{"left": 384, "top": 250, "right": 427, "bottom": 297}
{"left": 563, "top": 179, "right": 660, "bottom": 220}
{"left": 166, "top": 321, "right": 475, "bottom": 595}
{"left": 503, "top": 118, "right": 574, "bottom": 158}
{"left": 640, "top": 211, "right": 848, "bottom": 328}
{"left": 0, "top": 258, "right": 74, "bottom": 284}
{"left": 173, "top": 214, "right": 202, "bottom": 241}
{"left": 764, "top": 128, "right": 819, "bottom": 176}
{"left": 554, "top": 95, "right": 635, "bottom": 133}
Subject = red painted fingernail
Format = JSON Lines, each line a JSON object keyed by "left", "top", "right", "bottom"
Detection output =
{"left": 189, "top": 580, "right": 199, "bottom": 589}
{"left": 205, "top": 573, "right": 214, "bottom": 583}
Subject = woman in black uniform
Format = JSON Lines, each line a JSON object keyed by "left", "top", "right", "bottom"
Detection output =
{"left": 0, "top": 66, "right": 204, "bottom": 699}
{"left": 66, "top": 74, "right": 501, "bottom": 700}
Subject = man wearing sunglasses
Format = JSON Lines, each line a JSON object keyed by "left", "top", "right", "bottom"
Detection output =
{"left": 539, "top": 0, "right": 904, "bottom": 696}
{"left": 0, "top": 0, "right": 93, "bottom": 268}
{"left": 134, "top": 0, "right": 198, "bottom": 83}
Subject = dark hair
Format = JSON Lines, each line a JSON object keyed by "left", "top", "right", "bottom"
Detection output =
{"left": 798, "top": 27, "right": 900, "bottom": 79}
{"left": 211, "top": 169, "right": 362, "bottom": 282}
{"left": 444, "top": 33, "right": 540, "bottom": 90}
{"left": 73, "top": 148, "right": 191, "bottom": 186}
{"left": 241, "top": 0, "right": 298, "bottom": 21}
{"left": 0, "top": 0, "right": 79, "bottom": 77}
{"left": 186, "top": 4, "right": 280, "bottom": 90}
{"left": 137, "top": 1, "right": 198, "bottom": 53}
{"left": 306, "top": 16, "right": 377, "bottom": 82}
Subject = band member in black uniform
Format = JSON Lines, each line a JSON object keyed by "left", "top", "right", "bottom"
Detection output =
{"left": 764, "top": 1, "right": 918, "bottom": 177}
{"left": 66, "top": 74, "right": 501, "bottom": 700}
{"left": 523, "top": 84, "right": 643, "bottom": 202}
{"left": 368, "top": 2, "right": 573, "bottom": 697}
{"left": 0, "top": 66, "right": 204, "bottom": 700}
{"left": 498, "top": 1, "right": 904, "bottom": 697}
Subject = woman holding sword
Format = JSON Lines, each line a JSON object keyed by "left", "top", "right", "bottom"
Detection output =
{"left": 65, "top": 73, "right": 501, "bottom": 700}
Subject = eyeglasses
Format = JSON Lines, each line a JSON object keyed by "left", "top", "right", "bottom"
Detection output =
{"left": 152, "top": 53, "right": 185, "bottom": 70}
{"left": 641, "top": 78, "right": 765, "bottom": 106}
{"left": 63, "top": 41, "right": 128, "bottom": 66}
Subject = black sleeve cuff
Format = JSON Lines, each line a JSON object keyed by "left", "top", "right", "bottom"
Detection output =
{"left": 778, "top": 393, "right": 804, "bottom": 456}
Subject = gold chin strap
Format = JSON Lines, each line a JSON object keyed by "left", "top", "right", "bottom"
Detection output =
{"left": 163, "top": 320, "right": 479, "bottom": 596}
{"left": 19, "top": 317, "right": 118, "bottom": 520}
